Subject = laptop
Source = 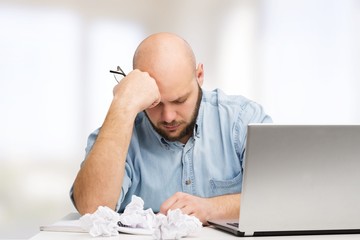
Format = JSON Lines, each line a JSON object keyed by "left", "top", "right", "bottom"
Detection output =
{"left": 209, "top": 124, "right": 360, "bottom": 237}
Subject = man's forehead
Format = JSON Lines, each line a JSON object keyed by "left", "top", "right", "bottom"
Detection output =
{"left": 159, "top": 84, "right": 194, "bottom": 102}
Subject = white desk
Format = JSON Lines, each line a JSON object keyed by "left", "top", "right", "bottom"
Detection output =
{"left": 29, "top": 228, "right": 360, "bottom": 240}
{"left": 29, "top": 213, "right": 360, "bottom": 240}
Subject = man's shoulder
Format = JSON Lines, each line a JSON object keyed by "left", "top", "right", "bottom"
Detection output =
{"left": 202, "top": 89, "right": 255, "bottom": 109}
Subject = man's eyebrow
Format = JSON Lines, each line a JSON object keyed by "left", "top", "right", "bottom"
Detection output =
{"left": 171, "top": 91, "right": 191, "bottom": 103}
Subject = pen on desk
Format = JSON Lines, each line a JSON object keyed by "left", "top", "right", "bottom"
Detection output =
{"left": 39, "top": 225, "right": 87, "bottom": 233}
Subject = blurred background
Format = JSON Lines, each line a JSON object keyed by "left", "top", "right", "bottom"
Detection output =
{"left": 0, "top": 0, "right": 359, "bottom": 238}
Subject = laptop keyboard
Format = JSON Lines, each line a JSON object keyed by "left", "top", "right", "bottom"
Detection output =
{"left": 227, "top": 222, "right": 239, "bottom": 228}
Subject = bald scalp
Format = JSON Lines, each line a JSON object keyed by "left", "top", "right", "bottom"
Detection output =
{"left": 132, "top": 33, "right": 196, "bottom": 74}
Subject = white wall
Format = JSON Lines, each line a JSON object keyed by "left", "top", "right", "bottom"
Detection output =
{"left": 0, "top": 0, "right": 359, "bottom": 238}
{"left": 257, "top": 0, "right": 360, "bottom": 123}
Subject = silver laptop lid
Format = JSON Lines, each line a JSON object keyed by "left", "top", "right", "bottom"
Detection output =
{"left": 239, "top": 124, "right": 360, "bottom": 235}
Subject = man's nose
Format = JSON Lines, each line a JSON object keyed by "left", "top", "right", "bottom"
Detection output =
{"left": 161, "top": 105, "right": 177, "bottom": 123}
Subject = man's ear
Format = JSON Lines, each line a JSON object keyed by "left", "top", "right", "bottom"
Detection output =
{"left": 196, "top": 63, "right": 204, "bottom": 86}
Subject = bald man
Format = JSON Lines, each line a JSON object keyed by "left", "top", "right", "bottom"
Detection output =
{"left": 71, "top": 32, "right": 271, "bottom": 224}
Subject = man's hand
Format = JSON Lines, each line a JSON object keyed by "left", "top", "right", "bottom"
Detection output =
{"left": 112, "top": 69, "right": 161, "bottom": 114}
{"left": 160, "top": 192, "right": 212, "bottom": 225}
{"left": 160, "top": 192, "right": 241, "bottom": 225}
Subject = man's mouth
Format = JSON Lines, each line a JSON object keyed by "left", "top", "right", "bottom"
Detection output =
{"left": 163, "top": 123, "right": 180, "bottom": 131}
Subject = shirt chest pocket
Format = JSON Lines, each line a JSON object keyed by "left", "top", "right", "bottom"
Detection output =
{"left": 209, "top": 171, "right": 242, "bottom": 196}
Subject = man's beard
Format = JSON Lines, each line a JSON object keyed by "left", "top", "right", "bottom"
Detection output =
{"left": 145, "top": 86, "right": 202, "bottom": 142}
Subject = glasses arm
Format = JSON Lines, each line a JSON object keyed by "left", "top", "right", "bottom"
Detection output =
{"left": 109, "top": 70, "right": 126, "bottom": 77}
{"left": 110, "top": 66, "right": 127, "bottom": 83}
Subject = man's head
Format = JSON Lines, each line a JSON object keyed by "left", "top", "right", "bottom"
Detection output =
{"left": 133, "top": 32, "right": 204, "bottom": 143}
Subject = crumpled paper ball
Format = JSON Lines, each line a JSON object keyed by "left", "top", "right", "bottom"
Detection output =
{"left": 118, "top": 195, "right": 156, "bottom": 230}
{"left": 153, "top": 209, "right": 202, "bottom": 240}
{"left": 79, "top": 195, "right": 202, "bottom": 239}
{"left": 79, "top": 206, "right": 120, "bottom": 237}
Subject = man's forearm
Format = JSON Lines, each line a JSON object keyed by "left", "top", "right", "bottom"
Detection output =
{"left": 72, "top": 69, "right": 161, "bottom": 215}
{"left": 72, "top": 102, "right": 136, "bottom": 215}
{"left": 208, "top": 193, "right": 241, "bottom": 221}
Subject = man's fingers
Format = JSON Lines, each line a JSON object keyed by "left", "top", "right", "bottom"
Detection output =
{"left": 161, "top": 200, "right": 193, "bottom": 216}
{"left": 160, "top": 192, "right": 191, "bottom": 214}
{"left": 160, "top": 194, "right": 178, "bottom": 214}
{"left": 178, "top": 205, "right": 194, "bottom": 216}
{"left": 148, "top": 95, "right": 161, "bottom": 109}
{"left": 160, "top": 192, "right": 210, "bottom": 224}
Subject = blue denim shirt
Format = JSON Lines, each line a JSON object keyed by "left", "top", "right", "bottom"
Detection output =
{"left": 72, "top": 89, "right": 271, "bottom": 213}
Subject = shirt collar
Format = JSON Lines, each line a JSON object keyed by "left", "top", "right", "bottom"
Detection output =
{"left": 194, "top": 95, "right": 205, "bottom": 139}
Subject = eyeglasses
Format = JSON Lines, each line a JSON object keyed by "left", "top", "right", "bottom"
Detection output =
{"left": 110, "top": 66, "right": 127, "bottom": 83}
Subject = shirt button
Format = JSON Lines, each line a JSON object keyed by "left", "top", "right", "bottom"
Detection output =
{"left": 185, "top": 179, "right": 191, "bottom": 185}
